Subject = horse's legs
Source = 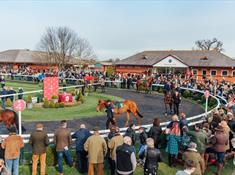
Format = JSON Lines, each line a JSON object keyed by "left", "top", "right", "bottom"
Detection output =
{"left": 133, "top": 112, "right": 141, "bottom": 126}
{"left": 124, "top": 112, "right": 130, "bottom": 127}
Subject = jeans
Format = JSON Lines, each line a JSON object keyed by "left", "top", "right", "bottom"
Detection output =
{"left": 5, "top": 157, "right": 19, "bottom": 175}
{"left": 57, "top": 150, "right": 73, "bottom": 173}
{"left": 138, "top": 144, "right": 147, "bottom": 159}
{"left": 76, "top": 150, "right": 88, "bottom": 173}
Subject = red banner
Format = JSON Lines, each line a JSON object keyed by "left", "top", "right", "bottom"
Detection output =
{"left": 43, "top": 77, "right": 59, "bottom": 100}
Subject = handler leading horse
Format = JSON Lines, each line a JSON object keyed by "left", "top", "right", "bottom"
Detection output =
{"left": 0, "top": 109, "right": 26, "bottom": 133}
{"left": 96, "top": 99, "right": 144, "bottom": 127}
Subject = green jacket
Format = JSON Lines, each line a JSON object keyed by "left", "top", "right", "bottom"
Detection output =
{"left": 186, "top": 130, "right": 207, "bottom": 154}
{"left": 29, "top": 130, "right": 49, "bottom": 154}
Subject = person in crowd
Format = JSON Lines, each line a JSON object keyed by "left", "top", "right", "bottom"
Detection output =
{"left": 179, "top": 113, "right": 189, "bottom": 134}
{"left": 0, "top": 159, "right": 10, "bottom": 175}
{"left": 148, "top": 118, "right": 162, "bottom": 149}
{"left": 17, "top": 88, "right": 24, "bottom": 100}
{"left": 0, "top": 136, "right": 4, "bottom": 160}
{"left": 100, "top": 76, "right": 106, "bottom": 93}
{"left": 165, "top": 118, "right": 181, "bottom": 167}
{"left": 1, "top": 86, "right": 8, "bottom": 109}
{"left": 7, "top": 87, "right": 16, "bottom": 102}
{"left": 185, "top": 123, "right": 207, "bottom": 157}
{"left": 84, "top": 127, "right": 107, "bottom": 175}
{"left": 205, "top": 125, "right": 229, "bottom": 175}
{"left": 105, "top": 100, "right": 115, "bottom": 129}
{"left": 108, "top": 127, "right": 124, "bottom": 175}
{"left": 54, "top": 120, "right": 73, "bottom": 175}
{"left": 219, "top": 120, "right": 231, "bottom": 152}
{"left": 125, "top": 123, "right": 136, "bottom": 146}
{"left": 72, "top": 124, "right": 91, "bottom": 174}
{"left": 0, "top": 76, "right": 5, "bottom": 88}
{"left": 182, "top": 142, "right": 205, "bottom": 175}
{"left": 142, "top": 138, "right": 161, "bottom": 175}
{"left": 172, "top": 90, "right": 181, "bottom": 115}
{"left": 116, "top": 136, "right": 137, "bottom": 175}
{"left": 107, "top": 125, "right": 117, "bottom": 140}
{"left": 175, "top": 160, "right": 196, "bottom": 175}
{"left": 127, "top": 74, "right": 132, "bottom": 89}
{"left": 1, "top": 127, "right": 24, "bottom": 175}
{"left": 138, "top": 127, "right": 147, "bottom": 165}
{"left": 29, "top": 123, "right": 49, "bottom": 175}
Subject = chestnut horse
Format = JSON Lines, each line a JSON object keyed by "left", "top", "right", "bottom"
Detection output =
{"left": 136, "top": 77, "right": 154, "bottom": 94}
{"left": 96, "top": 99, "right": 144, "bottom": 127}
{"left": 0, "top": 109, "right": 26, "bottom": 133}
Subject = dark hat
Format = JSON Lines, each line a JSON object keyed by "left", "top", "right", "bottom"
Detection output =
{"left": 9, "top": 126, "right": 17, "bottom": 133}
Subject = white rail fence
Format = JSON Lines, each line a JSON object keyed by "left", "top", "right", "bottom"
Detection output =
{"left": 0, "top": 83, "right": 224, "bottom": 143}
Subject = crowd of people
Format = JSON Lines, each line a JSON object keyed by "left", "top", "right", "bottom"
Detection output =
{"left": 0, "top": 105, "right": 235, "bottom": 175}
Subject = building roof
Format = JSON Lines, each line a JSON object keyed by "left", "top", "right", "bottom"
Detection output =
{"left": 115, "top": 50, "right": 235, "bottom": 68}
{"left": 0, "top": 49, "right": 80, "bottom": 65}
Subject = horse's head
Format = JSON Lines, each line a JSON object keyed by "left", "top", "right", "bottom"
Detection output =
{"left": 96, "top": 99, "right": 107, "bottom": 112}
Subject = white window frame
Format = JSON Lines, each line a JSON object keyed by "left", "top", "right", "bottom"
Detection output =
{"left": 210, "top": 70, "right": 217, "bottom": 77}
{"left": 221, "top": 70, "right": 228, "bottom": 77}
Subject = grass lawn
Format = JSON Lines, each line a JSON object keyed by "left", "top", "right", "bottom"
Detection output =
{"left": 19, "top": 159, "right": 234, "bottom": 175}
{"left": 5, "top": 81, "right": 42, "bottom": 92}
{"left": 22, "top": 92, "right": 123, "bottom": 121}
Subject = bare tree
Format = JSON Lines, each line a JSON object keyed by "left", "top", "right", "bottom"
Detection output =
{"left": 38, "top": 26, "right": 79, "bottom": 68}
{"left": 77, "top": 38, "right": 96, "bottom": 60}
{"left": 195, "top": 38, "right": 224, "bottom": 52}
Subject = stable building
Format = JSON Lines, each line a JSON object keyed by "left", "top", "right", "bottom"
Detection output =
{"left": 115, "top": 50, "right": 235, "bottom": 82}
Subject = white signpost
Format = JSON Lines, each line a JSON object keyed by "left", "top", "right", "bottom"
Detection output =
{"left": 204, "top": 90, "right": 210, "bottom": 119}
{"left": 13, "top": 100, "right": 26, "bottom": 135}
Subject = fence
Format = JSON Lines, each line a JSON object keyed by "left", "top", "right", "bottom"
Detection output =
{"left": 0, "top": 84, "right": 223, "bottom": 143}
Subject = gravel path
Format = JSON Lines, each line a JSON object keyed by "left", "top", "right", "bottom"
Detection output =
{"left": 0, "top": 89, "right": 204, "bottom": 134}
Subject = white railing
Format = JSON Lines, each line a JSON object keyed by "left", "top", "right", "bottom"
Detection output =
{"left": 0, "top": 84, "right": 223, "bottom": 143}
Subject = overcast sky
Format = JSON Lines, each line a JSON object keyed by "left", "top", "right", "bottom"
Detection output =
{"left": 0, "top": 0, "right": 234, "bottom": 60}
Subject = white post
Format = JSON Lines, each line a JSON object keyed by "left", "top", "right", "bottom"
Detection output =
{"left": 18, "top": 111, "right": 22, "bottom": 135}
{"left": 205, "top": 97, "right": 208, "bottom": 119}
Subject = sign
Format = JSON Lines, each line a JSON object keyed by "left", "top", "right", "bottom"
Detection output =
{"left": 44, "top": 77, "right": 59, "bottom": 100}
{"left": 13, "top": 100, "right": 26, "bottom": 112}
{"left": 204, "top": 90, "right": 210, "bottom": 99}
{"left": 59, "top": 93, "right": 73, "bottom": 103}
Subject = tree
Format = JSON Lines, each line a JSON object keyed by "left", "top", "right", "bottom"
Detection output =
{"left": 195, "top": 38, "right": 224, "bottom": 52}
{"left": 77, "top": 37, "right": 96, "bottom": 60}
{"left": 38, "top": 26, "right": 79, "bottom": 68}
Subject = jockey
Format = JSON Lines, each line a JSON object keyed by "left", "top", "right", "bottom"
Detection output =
{"left": 105, "top": 100, "right": 115, "bottom": 129}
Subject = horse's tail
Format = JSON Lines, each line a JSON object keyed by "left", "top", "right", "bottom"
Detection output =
{"left": 13, "top": 111, "right": 26, "bottom": 133}
{"left": 137, "top": 110, "right": 144, "bottom": 118}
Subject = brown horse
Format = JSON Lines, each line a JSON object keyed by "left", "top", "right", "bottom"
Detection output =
{"left": 164, "top": 91, "right": 173, "bottom": 115}
{"left": 96, "top": 99, "right": 144, "bottom": 127}
{"left": 0, "top": 109, "right": 26, "bottom": 133}
{"left": 136, "top": 77, "right": 154, "bottom": 94}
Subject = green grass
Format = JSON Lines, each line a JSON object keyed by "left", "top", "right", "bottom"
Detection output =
{"left": 5, "top": 81, "right": 42, "bottom": 92}
{"left": 19, "top": 160, "right": 234, "bottom": 175}
{"left": 22, "top": 92, "right": 123, "bottom": 122}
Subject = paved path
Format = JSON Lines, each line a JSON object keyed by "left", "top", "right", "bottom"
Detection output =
{"left": 0, "top": 89, "right": 204, "bottom": 134}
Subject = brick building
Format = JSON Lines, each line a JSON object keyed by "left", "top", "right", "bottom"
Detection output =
{"left": 115, "top": 50, "right": 235, "bottom": 82}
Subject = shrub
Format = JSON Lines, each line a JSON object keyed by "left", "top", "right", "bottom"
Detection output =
{"left": 35, "top": 93, "right": 43, "bottom": 103}
{"left": 55, "top": 102, "right": 60, "bottom": 108}
{"left": 59, "top": 102, "right": 65, "bottom": 108}
{"left": 46, "top": 145, "right": 57, "bottom": 166}
{"left": 51, "top": 95, "right": 58, "bottom": 99}
{"left": 26, "top": 95, "right": 32, "bottom": 103}
{"left": 6, "top": 98, "right": 12, "bottom": 107}
{"left": 49, "top": 101, "right": 55, "bottom": 108}
{"left": 43, "top": 98, "right": 50, "bottom": 108}
{"left": 182, "top": 90, "right": 190, "bottom": 98}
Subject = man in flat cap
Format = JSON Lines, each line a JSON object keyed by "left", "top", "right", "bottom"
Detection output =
{"left": 29, "top": 123, "right": 49, "bottom": 175}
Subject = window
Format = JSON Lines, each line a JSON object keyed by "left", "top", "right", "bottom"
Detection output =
{"left": 211, "top": 70, "right": 217, "bottom": 76}
{"left": 222, "top": 70, "right": 228, "bottom": 76}
{"left": 233, "top": 71, "right": 235, "bottom": 77}
{"left": 193, "top": 69, "right": 197, "bottom": 75}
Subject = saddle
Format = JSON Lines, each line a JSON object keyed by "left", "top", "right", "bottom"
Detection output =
{"left": 114, "top": 101, "right": 124, "bottom": 109}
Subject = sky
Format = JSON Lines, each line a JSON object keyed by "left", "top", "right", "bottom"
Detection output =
{"left": 0, "top": 0, "right": 235, "bottom": 60}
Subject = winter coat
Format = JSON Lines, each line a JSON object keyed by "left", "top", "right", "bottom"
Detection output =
{"left": 165, "top": 134, "right": 181, "bottom": 155}
{"left": 108, "top": 134, "right": 124, "bottom": 160}
{"left": 84, "top": 134, "right": 107, "bottom": 163}
{"left": 72, "top": 128, "right": 91, "bottom": 152}
{"left": 148, "top": 126, "right": 162, "bottom": 147}
{"left": 54, "top": 127, "right": 72, "bottom": 152}
{"left": 29, "top": 130, "right": 49, "bottom": 154}
{"left": 186, "top": 130, "right": 207, "bottom": 154}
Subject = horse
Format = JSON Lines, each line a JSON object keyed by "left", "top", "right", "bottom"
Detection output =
{"left": 0, "top": 109, "right": 26, "bottom": 133}
{"left": 136, "top": 77, "right": 154, "bottom": 94}
{"left": 164, "top": 91, "right": 173, "bottom": 116}
{"left": 96, "top": 99, "right": 144, "bottom": 127}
